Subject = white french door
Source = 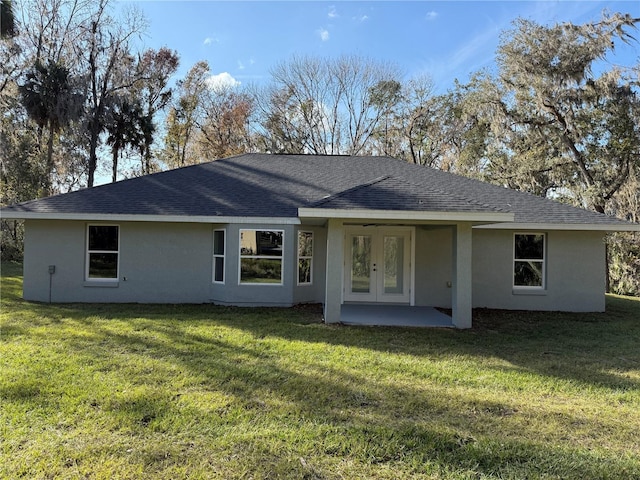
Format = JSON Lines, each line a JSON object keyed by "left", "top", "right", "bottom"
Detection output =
{"left": 344, "top": 226, "right": 413, "bottom": 304}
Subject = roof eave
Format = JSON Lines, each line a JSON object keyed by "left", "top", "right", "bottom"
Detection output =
{"left": 0, "top": 211, "right": 301, "bottom": 225}
{"left": 297, "top": 208, "right": 514, "bottom": 224}
{"left": 475, "top": 222, "right": 640, "bottom": 232}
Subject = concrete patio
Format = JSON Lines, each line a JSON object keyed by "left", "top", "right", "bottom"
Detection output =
{"left": 340, "top": 304, "right": 454, "bottom": 327}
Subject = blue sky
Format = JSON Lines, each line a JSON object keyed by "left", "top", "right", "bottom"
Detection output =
{"left": 119, "top": 1, "right": 640, "bottom": 93}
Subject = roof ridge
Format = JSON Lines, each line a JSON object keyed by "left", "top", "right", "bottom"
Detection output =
{"left": 310, "top": 174, "right": 508, "bottom": 214}
{"left": 405, "top": 177, "right": 509, "bottom": 213}
{"left": 350, "top": 175, "right": 509, "bottom": 213}
{"left": 311, "top": 176, "right": 390, "bottom": 207}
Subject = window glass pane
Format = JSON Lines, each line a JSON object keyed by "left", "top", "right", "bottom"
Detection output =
{"left": 514, "top": 261, "right": 543, "bottom": 287}
{"left": 241, "top": 231, "right": 283, "bottom": 257}
{"left": 515, "top": 234, "right": 544, "bottom": 260}
{"left": 88, "top": 253, "right": 118, "bottom": 279}
{"left": 298, "top": 259, "right": 311, "bottom": 284}
{"left": 298, "top": 231, "right": 313, "bottom": 257}
{"left": 213, "top": 230, "right": 225, "bottom": 255}
{"left": 240, "top": 258, "right": 282, "bottom": 283}
{"left": 214, "top": 257, "right": 224, "bottom": 282}
{"left": 89, "top": 226, "right": 118, "bottom": 251}
{"left": 240, "top": 231, "right": 255, "bottom": 255}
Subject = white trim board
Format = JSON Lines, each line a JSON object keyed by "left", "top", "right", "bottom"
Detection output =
{"left": 1, "top": 212, "right": 301, "bottom": 225}
{"left": 475, "top": 222, "right": 640, "bottom": 232}
{"left": 4, "top": 210, "right": 636, "bottom": 232}
{"left": 298, "top": 208, "right": 514, "bottom": 223}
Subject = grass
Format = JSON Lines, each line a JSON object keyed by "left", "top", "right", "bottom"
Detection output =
{"left": 1, "top": 261, "right": 639, "bottom": 479}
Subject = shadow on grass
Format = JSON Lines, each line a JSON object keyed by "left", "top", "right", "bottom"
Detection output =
{"left": 11, "top": 305, "right": 637, "bottom": 479}
{"left": 3, "top": 278, "right": 639, "bottom": 391}
{"left": 4, "top": 289, "right": 640, "bottom": 394}
{"left": 2, "top": 266, "right": 639, "bottom": 478}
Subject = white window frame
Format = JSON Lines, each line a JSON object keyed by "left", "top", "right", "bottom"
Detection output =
{"left": 86, "top": 224, "right": 120, "bottom": 282}
{"left": 213, "top": 228, "right": 226, "bottom": 284}
{"left": 297, "top": 230, "right": 314, "bottom": 286}
{"left": 513, "top": 232, "right": 546, "bottom": 290}
{"left": 238, "top": 229, "right": 285, "bottom": 285}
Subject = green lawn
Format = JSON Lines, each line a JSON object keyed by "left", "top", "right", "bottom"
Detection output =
{"left": 1, "top": 261, "right": 639, "bottom": 479}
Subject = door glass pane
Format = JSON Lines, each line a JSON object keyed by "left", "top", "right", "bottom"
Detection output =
{"left": 351, "top": 235, "right": 371, "bottom": 293}
{"left": 384, "top": 236, "right": 404, "bottom": 294}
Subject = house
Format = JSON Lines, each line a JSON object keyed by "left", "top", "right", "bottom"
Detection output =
{"left": 2, "top": 153, "right": 638, "bottom": 328}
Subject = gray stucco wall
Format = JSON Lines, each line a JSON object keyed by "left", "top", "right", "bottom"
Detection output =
{"left": 23, "top": 220, "right": 327, "bottom": 306}
{"left": 412, "top": 227, "right": 605, "bottom": 312}
{"left": 24, "top": 220, "right": 215, "bottom": 303}
{"left": 414, "top": 226, "right": 453, "bottom": 308}
{"left": 23, "top": 220, "right": 605, "bottom": 312}
{"left": 472, "top": 229, "right": 606, "bottom": 312}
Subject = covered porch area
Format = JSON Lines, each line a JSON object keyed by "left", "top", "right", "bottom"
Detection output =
{"left": 340, "top": 304, "right": 453, "bottom": 327}
{"left": 298, "top": 207, "right": 513, "bottom": 329}
{"left": 319, "top": 217, "right": 480, "bottom": 329}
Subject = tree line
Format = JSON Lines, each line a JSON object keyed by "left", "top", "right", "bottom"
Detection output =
{"left": 1, "top": 0, "right": 639, "bottom": 294}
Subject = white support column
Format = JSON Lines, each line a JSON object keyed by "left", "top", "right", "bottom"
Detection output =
{"left": 452, "top": 222, "right": 473, "bottom": 329}
{"left": 324, "top": 218, "right": 344, "bottom": 324}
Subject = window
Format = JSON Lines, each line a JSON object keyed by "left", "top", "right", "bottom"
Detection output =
{"left": 514, "top": 233, "right": 545, "bottom": 288}
{"left": 213, "top": 229, "right": 225, "bottom": 283}
{"left": 239, "top": 230, "right": 284, "bottom": 284}
{"left": 297, "top": 231, "right": 313, "bottom": 285}
{"left": 87, "top": 225, "right": 119, "bottom": 281}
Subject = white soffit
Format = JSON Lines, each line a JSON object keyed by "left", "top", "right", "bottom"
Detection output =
{"left": 297, "top": 208, "right": 514, "bottom": 223}
{"left": 475, "top": 222, "right": 640, "bottom": 232}
{"left": 0, "top": 211, "right": 302, "bottom": 225}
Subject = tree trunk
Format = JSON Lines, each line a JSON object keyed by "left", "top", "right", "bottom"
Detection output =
{"left": 112, "top": 144, "right": 119, "bottom": 183}
{"left": 45, "top": 127, "right": 55, "bottom": 195}
{"left": 87, "top": 123, "right": 100, "bottom": 188}
{"left": 144, "top": 141, "right": 152, "bottom": 175}
{"left": 605, "top": 239, "right": 611, "bottom": 293}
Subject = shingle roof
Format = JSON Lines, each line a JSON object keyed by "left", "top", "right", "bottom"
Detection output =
{"left": 1, "top": 153, "right": 636, "bottom": 228}
{"left": 312, "top": 176, "right": 505, "bottom": 213}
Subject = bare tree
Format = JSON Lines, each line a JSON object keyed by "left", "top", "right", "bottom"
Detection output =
{"left": 256, "top": 55, "right": 402, "bottom": 155}
{"left": 79, "top": 0, "right": 147, "bottom": 187}
{"left": 132, "top": 47, "right": 179, "bottom": 174}
{"left": 196, "top": 84, "right": 253, "bottom": 160}
{"left": 160, "top": 60, "right": 209, "bottom": 168}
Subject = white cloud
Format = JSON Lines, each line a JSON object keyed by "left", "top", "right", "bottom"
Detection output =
{"left": 328, "top": 6, "right": 338, "bottom": 19}
{"left": 425, "top": 11, "right": 438, "bottom": 21}
{"left": 237, "top": 58, "right": 255, "bottom": 70}
{"left": 203, "top": 37, "right": 213, "bottom": 45}
{"left": 318, "top": 28, "right": 330, "bottom": 42}
{"left": 357, "top": 14, "right": 369, "bottom": 22}
{"left": 205, "top": 72, "right": 240, "bottom": 91}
